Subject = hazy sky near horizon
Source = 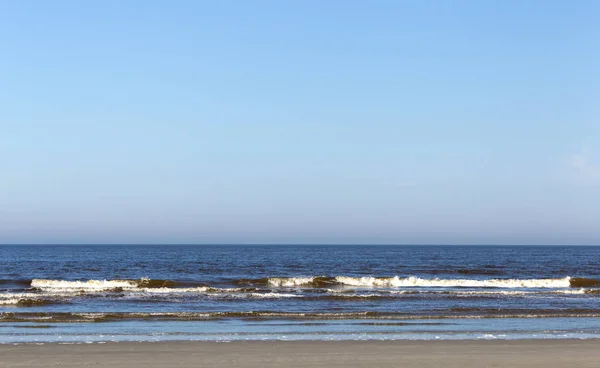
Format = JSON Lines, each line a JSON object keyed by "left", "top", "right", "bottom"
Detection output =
{"left": 1, "top": 1, "right": 599, "bottom": 245}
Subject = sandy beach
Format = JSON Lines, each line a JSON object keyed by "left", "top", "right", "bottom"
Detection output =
{"left": 1, "top": 340, "right": 599, "bottom": 367}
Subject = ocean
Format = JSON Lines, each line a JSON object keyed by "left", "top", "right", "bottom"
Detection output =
{"left": 1, "top": 245, "right": 600, "bottom": 343}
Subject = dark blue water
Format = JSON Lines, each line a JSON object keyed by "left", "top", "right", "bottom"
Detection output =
{"left": 2, "top": 245, "right": 600, "bottom": 343}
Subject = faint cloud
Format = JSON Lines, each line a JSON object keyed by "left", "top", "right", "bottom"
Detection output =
{"left": 571, "top": 147, "right": 600, "bottom": 184}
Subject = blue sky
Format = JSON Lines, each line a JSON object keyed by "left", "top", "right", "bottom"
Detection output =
{"left": 1, "top": 1, "right": 599, "bottom": 244}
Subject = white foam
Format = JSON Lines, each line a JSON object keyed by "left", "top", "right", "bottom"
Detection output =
{"left": 137, "top": 287, "right": 212, "bottom": 294}
{"left": 137, "top": 287, "right": 293, "bottom": 296}
{"left": 334, "top": 276, "right": 572, "bottom": 288}
{"left": 31, "top": 279, "right": 139, "bottom": 290}
{"left": 121, "top": 289, "right": 299, "bottom": 299}
{"left": 0, "top": 292, "right": 58, "bottom": 305}
{"left": 0, "top": 297, "right": 51, "bottom": 305}
{"left": 257, "top": 276, "right": 575, "bottom": 289}
{"left": 328, "top": 293, "right": 385, "bottom": 298}
{"left": 27, "top": 276, "right": 577, "bottom": 295}
{"left": 0, "top": 292, "right": 42, "bottom": 299}
{"left": 324, "top": 289, "right": 357, "bottom": 293}
{"left": 267, "top": 277, "right": 316, "bottom": 287}
{"left": 451, "top": 289, "right": 585, "bottom": 295}
{"left": 241, "top": 293, "right": 300, "bottom": 299}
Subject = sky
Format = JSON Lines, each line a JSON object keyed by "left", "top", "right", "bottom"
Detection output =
{"left": 1, "top": 1, "right": 599, "bottom": 245}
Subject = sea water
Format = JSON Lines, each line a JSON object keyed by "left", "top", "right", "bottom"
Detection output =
{"left": 1, "top": 245, "right": 600, "bottom": 343}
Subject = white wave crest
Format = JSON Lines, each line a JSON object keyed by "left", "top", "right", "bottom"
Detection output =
{"left": 0, "top": 295, "right": 52, "bottom": 305}
{"left": 31, "top": 279, "right": 138, "bottom": 290}
{"left": 267, "top": 277, "right": 316, "bottom": 287}
{"left": 0, "top": 292, "right": 42, "bottom": 299}
{"left": 258, "top": 276, "right": 575, "bottom": 289}
{"left": 334, "top": 276, "right": 572, "bottom": 288}
{"left": 0, "top": 298, "right": 21, "bottom": 305}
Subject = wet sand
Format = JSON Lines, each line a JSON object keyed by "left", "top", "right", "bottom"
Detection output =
{"left": 1, "top": 340, "right": 599, "bottom": 367}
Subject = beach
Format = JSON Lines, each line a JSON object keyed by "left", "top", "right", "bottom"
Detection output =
{"left": 2, "top": 340, "right": 599, "bottom": 367}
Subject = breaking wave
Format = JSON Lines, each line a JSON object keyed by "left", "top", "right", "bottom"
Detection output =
{"left": 29, "top": 278, "right": 207, "bottom": 290}
{"left": 233, "top": 277, "right": 338, "bottom": 287}
{"left": 0, "top": 276, "right": 594, "bottom": 307}
{"left": 232, "top": 276, "right": 593, "bottom": 289}
{"left": 0, "top": 298, "right": 60, "bottom": 306}
{"left": 31, "top": 279, "right": 140, "bottom": 290}
{"left": 25, "top": 276, "right": 600, "bottom": 291}
{"left": 333, "top": 276, "right": 574, "bottom": 288}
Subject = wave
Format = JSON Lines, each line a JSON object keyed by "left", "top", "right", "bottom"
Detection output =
{"left": 0, "top": 298, "right": 59, "bottom": 306}
{"left": 233, "top": 277, "right": 338, "bottom": 288}
{"left": 301, "top": 290, "right": 584, "bottom": 301}
{"left": 122, "top": 290, "right": 300, "bottom": 299}
{"left": 31, "top": 279, "right": 140, "bottom": 290}
{"left": 29, "top": 278, "right": 207, "bottom": 291}
{"left": 233, "top": 276, "right": 587, "bottom": 288}
{"left": 1, "top": 287, "right": 587, "bottom": 306}
{"left": 223, "top": 292, "right": 300, "bottom": 299}
{"left": 334, "top": 276, "right": 574, "bottom": 288}
{"left": 316, "top": 294, "right": 396, "bottom": 300}
{"left": 25, "top": 276, "right": 600, "bottom": 293}
{"left": 4, "top": 309, "right": 600, "bottom": 323}
{"left": 0, "top": 279, "right": 32, "bottom": 286}
{"left": 2, "top": 285, "right": 301, "bottom": 301}
{"left": 27, "top": 285, "right": 282, "bottom": 296}
{"left": 569, "top": 278, "right": 600, "bottom": 288}
{"left": 0, "top": 292, "right": 69, "bottom": 306}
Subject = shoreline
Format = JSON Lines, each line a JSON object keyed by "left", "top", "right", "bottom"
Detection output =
{"left": 3, "top": 336, "right": 600, "bottom": 345}
{"left": 2, "top": 339, "right": 600, "bottom": 367}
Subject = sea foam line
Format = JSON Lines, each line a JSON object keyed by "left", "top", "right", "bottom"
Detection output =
{"left": 264, "top": 276, "right": 575, "bottom": 288}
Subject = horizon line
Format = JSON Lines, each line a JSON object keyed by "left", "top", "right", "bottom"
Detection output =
{"left": 1, "top": 243, "right": 599, "bottom": 247}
